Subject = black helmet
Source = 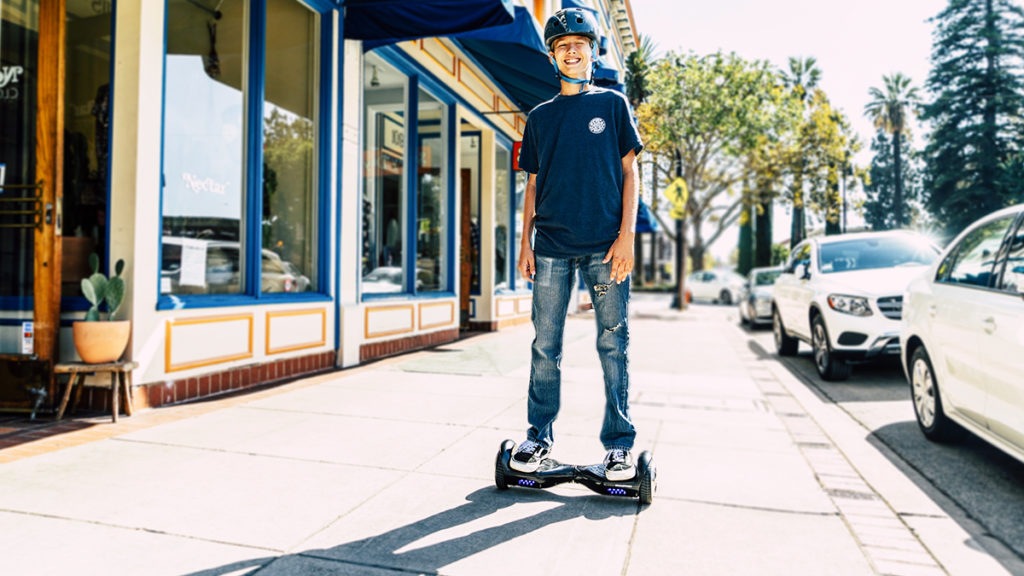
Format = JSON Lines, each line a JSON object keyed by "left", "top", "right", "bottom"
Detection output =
{"left": 543, "top": 8, "right": 598, "bottom": 51}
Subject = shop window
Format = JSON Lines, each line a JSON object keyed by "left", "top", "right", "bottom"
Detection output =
{"left": 160, "top": 0, "right": 321, "bottom": 300}
{"left": 416, "top": 88, "right": 447, "bottom": 293}
{"left": 62, "top": 2, "right": 113, "bottom": 301}
{"left": 361, "top": 54, "right": 451, "bottom": 298}
{"left": 361, "top": 54, "right": 407, "bottom": 295}
{"left": 513, "top": 169, "right": 528, "bottom": 290}
{"left": 460, "top": 132, "right": 481, "bottom": 295}
{"left": 494, "top": 145, "right": 510, "bottom": 291}
{"left": 261, "top": 0, "right": 318, "bottom": 293}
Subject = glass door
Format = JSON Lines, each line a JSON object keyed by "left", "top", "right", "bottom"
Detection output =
{"left": 0, "top": 0, "right": 46, "bottom": 409}
{"left": 0, "top": 0, "right": 88, "bottom": 412}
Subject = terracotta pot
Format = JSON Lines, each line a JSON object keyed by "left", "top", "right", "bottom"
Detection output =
{"left": 73, "top": 321, "right": 131, "bottom": 364}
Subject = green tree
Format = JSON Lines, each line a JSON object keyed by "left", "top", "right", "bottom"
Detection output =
{"left": 637, "top": 51, "right": 784, "bottom": 270}
{"left": 864, "top": 130, "right": 924, "bottom": 230}
{"left": 864, "top": 73, "right": 921, "bottom": 228}
{"left": 794, "top": 90, "right": 858, "bottom": 236}
{"left": 781, "top": 56, "right": 822, "bottom": 246}
{"left": 922, "top": 0, "right": 1024, "bottom": 236}
{"left": 624, "top": 34, "right": 657, "bottom": 285}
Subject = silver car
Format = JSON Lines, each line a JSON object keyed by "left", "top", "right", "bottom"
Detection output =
{"left": 739, "top": 266, "right": 782, "bottom": 327}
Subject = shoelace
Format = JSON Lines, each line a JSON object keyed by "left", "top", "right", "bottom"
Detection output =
{"left": 607, "top": 449, "right": 627, "bottom": 465}
{"left": 517, "top": 440, "right": 541, "bottom": 456}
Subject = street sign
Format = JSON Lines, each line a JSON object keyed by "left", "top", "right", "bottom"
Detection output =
{"left": 664, "top": 177, "right": 688, "bottom": 219}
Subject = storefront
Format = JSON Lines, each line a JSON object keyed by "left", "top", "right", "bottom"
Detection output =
{"left": 0, "top": 0, "right": 636, "bottom": 413}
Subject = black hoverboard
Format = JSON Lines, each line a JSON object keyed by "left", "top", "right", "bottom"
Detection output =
{"left": 494, "top": 439, "right": 656, "bottom": 505}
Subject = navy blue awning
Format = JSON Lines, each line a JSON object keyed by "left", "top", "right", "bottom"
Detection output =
{"left": 345, "top": 0, "right": 515, "bottom": 43}
{"left": 637, "top": 199, "right": 659, "bottom": 233}
{"left": 453, "top": 6, "right": 559, "bottom": 113}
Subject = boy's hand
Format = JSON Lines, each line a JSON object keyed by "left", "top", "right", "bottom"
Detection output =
{"left": 518, "top": 244, "right": 536, "bottom": 280}
{"left": 603, "top": 232, "right": 635, "bottom": 283}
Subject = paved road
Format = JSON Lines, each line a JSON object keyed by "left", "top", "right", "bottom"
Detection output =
{"left": 733, "top": 304, "right": 1024, "bottom": 572}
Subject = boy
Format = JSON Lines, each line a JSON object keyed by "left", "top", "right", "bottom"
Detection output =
{"left": 510, "top": 8, "right": 643, "bottom": 481}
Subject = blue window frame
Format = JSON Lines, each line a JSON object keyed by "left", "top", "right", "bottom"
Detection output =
{"left": 158, "top": 0, "right": 334, "bottom": 310}
{"left": 361, "top": 46, "right": 457, "bottom": 301}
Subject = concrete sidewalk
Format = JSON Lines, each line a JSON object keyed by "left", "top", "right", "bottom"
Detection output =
{"left": 0, "top": 293, "right": 1007, "bottom": 575}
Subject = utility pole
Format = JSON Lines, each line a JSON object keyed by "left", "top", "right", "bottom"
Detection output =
{"left": 668, "top": 150, "right": 688, "bottom": 310}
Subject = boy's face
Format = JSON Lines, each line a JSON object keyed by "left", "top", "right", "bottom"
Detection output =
{"left": 550, "top": 34, "right": 593, "bottom": 79}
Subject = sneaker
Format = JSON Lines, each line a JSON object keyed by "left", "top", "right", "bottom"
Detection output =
{"left": 509, "top": 440, "right": 549, "bottom": 473}
{"left": 604, "top": 448, "right": 635, "bottom": 481}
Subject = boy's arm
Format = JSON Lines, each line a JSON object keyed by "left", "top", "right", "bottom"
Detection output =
{"left": 604, "top": 149, "right": 639, "bottom": 283}
{"left": 517, "top": 173, "right": 538, "bottom": 280}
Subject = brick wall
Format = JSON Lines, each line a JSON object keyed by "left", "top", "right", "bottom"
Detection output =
{"left": 71, "top": 351, "right": 337, "bottom": 413}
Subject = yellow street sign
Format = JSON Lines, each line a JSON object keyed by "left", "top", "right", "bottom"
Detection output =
{"left": 670, "top": 204, "right": 686, "bottom": 220}
{"left": 664, "top": 177, "right": 688, "bottom": 207}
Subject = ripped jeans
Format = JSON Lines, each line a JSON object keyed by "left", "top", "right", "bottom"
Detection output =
{"left": 526, "top": 253, "right": 635, "bottom": 452}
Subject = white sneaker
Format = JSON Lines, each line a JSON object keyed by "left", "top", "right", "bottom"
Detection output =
{"left": 604, "top": 448, "right": 635, "bottom": 481}
{"left": 509, "top": 440, "right": 550, "bottom": 473}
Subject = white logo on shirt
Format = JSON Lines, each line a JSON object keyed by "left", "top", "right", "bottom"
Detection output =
{"left": 588, "top": 117, "right": 606, "bottom": 134}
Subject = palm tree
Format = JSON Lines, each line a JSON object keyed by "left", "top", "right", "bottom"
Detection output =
{"left": 783, "top": 56, "right": 821, "bottom": 102}
{"left": 782, "top": 56, "right": 821, "bottom": 246}
{"left": 864, "top": 73, "right": 920, "bottom": 228}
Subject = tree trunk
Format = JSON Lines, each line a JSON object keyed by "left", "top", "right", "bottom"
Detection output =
{"left": 892, "top": 130, "right": 903, "bottom": 227}
{"left": 755, "top": 198, "right": 773, "bottom": 267}
{"left": 738, "top": 206, "right": 753, "bottom": 275}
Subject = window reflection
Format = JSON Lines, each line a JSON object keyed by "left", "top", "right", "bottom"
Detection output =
{"left": 362, "top": 53, "right": 407, "bottom": 294}
{"left": 416, "top": 88, "right": 446, "bottom": 293}
{"left": 161, "top": 0, "right": 245, "bottom": 295}
{"left": 261, "top": 0, "right": 317, "bottom": 293}
{"left": 495, "top": 145, "right": 510, "bottom": 291}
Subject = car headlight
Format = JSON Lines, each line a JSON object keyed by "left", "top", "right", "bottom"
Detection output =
{"left": 827, "top": 294, "right": 872, "bottom": 316}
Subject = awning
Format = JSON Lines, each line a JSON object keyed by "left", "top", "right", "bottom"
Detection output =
{"left": 453, "top": 6, "right": 560, "bottom": 113}
{"left": 637, "top": 199, "right": 659, "bottom": 233}
{"left": 345, "top": 0, "right": 515, "bottom": 43}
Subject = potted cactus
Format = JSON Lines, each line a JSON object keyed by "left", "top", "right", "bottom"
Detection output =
{"left": 72, "top": 253, "right": 130, "bottom": 364}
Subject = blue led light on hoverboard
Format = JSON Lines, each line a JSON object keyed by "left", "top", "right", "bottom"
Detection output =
{"left": 607, "top": 488, "right": 627, "bottom": 496}
{"left": 518, "top": 479, "right": 537, "bottom": 487}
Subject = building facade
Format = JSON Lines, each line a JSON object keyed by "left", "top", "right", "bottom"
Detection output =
{"left": 0, "top": 0, "right": 638, "bottom": 412}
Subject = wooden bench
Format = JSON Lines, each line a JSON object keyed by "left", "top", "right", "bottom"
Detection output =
{"left": 54, "top": 361, "right": 138, "bottom": 423}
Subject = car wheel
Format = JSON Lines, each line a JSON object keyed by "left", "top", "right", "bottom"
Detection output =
{"left": 910, "top": 346, "right": 965, "bottom": 443}
{"left": 718, "top": 289, "right": 733, "bottom": 306}
{"left": 811, "top": 314, "right": 851, "bottom": 381}
{"left": 773, "top": 308, "right": 799, "bottom": 356}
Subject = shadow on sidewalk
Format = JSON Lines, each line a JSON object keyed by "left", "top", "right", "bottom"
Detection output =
{"left": 0, "top": 413, "right": 101, "bottom": 451}
{"left": 184, "top": 486, "right": 639, "bottom": 575}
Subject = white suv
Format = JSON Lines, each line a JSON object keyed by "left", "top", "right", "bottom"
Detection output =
{"left": 772, "top": 230, "right": 939, "bottom": 381}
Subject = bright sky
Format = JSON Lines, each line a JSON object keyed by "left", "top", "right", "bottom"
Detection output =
{"left": 629, "top": 0, "right": 947, "bottom": 257}
{"left": 630, "top": 0, "right": 947, "bottom": 162}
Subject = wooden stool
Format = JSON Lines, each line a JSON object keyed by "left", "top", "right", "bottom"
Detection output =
{"left": 54, "top": 361, "right": 138, "bottom": 423}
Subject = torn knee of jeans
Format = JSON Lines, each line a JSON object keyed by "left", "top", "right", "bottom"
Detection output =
{"left": 594, "top": 283, "right": 610, "bottom": 298}
{"left": 603, "top": 320, "right": 624, "bottom": 333}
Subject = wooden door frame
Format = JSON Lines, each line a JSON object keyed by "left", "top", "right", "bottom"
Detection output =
{"left": 34, "top": 0, "right": 66, "bottom": 385}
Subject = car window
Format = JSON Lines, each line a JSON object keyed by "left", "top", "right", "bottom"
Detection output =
{"left": 818, "top": 235, "right": 937, "bottom": 273}
{"left": 939, "top": 215, "right": 1016, "bottom": 288}
{"left": 754, "top": 270, "right": 781, "bottom": 286}
{"left": 997, "top": 218, "right": 1024, "bottom": 293}
{"left": 785, "top": 243, "right": 811, "bottom": 273}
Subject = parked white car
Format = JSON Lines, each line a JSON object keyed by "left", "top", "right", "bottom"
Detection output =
{"left": 686, "top": 269, "right": 745, "bottom": 305}
{"left": 772, "top": 230, "right": 940, "bottom": 381}
{"left": 739, "top": 266, "right": 783, "bottom": 327}
{"left": 900, "top": 204, "right": 1024, "bottom": 463}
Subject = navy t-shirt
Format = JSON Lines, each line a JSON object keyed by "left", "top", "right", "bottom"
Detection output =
{"left": 518, "top": 87, "right": 644, "bottom": 258}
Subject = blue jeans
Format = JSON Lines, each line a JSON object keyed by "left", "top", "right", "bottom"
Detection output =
{"left": 526, "top": 253, "right": 635, "bottom": 451}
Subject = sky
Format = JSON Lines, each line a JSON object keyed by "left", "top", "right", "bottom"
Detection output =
{"left": 628, "top": 0, "right": 948, "bottom": 257}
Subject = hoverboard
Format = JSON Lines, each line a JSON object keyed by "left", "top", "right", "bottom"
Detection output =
{"left": 494, "top": 439, "right": 656, "bottom": 505}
